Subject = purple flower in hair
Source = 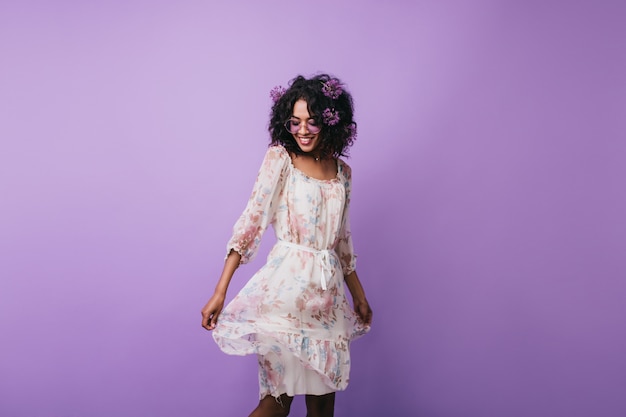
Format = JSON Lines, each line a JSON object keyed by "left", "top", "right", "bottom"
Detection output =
{"left": 322, "top": 108, "right": 340, "bottom": 126}
{"left": 270, "top": 85, "right": 286, "bottom": 102}
{"left": 322, "top": 79, "right": 343, "bottom": 100}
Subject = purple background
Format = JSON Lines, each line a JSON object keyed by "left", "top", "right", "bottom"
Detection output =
{"left": 1, "top": 1, "right": 625, "bottom": 416}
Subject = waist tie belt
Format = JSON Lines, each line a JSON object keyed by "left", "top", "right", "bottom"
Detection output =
{"left": 277, "top": 240, "right": 334, "bottom": 290}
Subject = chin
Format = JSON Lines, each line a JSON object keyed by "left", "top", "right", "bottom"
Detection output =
{"left": 298, "top": 144, "right": 317, "bottom": 153}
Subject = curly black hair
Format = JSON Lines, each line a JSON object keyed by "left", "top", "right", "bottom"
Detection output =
{"left": 269, "top": 74, "right": 357, "bottom": 159}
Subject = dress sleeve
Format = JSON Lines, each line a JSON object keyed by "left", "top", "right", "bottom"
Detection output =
{"left": 335, "top": 161, "right": 357, "bottom": 275}
{"left": 226, "top": 146, "right": 289, "bottom": 264}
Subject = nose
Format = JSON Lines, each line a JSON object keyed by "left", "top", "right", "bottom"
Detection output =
{"left": 297, "top": 121, "right": 309, "bottom": 134}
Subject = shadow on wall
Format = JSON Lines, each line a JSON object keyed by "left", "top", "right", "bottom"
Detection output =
{"left": 336, "top": 140, "right": 420, "bottom": 416}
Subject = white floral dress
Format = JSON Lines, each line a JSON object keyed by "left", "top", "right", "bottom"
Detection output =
{"left": 212, "top": 145, "right": 370, "bottom": 399}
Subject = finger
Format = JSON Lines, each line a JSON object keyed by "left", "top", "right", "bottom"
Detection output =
{"left": 202, "top": 317, "right": 212, "bottom": 330}
{"left": 355, "top": 307, "right": 366, "bottom": 323}
{"left": 201, "top": 310, "right": 215, "bottom": 330}
{"left": 209, "top": 310, "right": 221, "bottom": 330}
{"left": 353, "top": 307, "right": 361, "bottom": 321}
{"left": 359, "top": 306, "right": 372, "bottom": 325}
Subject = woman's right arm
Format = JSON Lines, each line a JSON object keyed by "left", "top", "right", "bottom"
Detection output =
{"left": 201, "top": 250, "right": 241, "bottom": 330}
{"left": 200, "top": 146, "right": 288, "bottom": 331}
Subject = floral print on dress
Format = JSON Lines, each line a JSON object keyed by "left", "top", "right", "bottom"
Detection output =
{"left": 214, "top": 145, "right": 369, "bottom": 400}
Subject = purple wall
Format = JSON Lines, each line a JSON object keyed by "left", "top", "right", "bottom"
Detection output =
{"left": 2, "top": 1, "right": 625, "bottom": 416}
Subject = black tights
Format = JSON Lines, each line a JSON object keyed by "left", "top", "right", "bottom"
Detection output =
{"left": 248, "top": 392, "right": 335, "bottom": 417}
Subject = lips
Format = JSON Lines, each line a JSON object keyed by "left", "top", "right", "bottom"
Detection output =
{"left": 298, "top": 137, "right": 313, "bottom": 146}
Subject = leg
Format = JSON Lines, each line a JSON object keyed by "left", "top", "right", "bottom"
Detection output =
{"left": 305, "top": 392, "right": 335, "bottom": 417}
{"left": 248, "top": 394, "right": 294, "bottom": 417}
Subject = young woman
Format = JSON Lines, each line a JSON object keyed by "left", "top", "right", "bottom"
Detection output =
{"left": 201, "top": 74, "right": 372, "bottom": 417}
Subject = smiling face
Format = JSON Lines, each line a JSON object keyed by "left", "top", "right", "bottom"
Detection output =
{"left": 289, "top": 99, "right": 321, "bottom": 154}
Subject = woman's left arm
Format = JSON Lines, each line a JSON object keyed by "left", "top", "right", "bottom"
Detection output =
{"left": 345, "top": 270, "right": 373, "bottom": 326}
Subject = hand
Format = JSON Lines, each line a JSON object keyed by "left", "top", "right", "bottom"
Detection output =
{"left": 201, "top": 293, "right": 225, "bottom": 331}
{"left": 354, "top": 299, "right": 373, "bottom": 326}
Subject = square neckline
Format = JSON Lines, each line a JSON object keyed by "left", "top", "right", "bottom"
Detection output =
{"left": 286, "top": 151, "right": 340, "bottom": 184}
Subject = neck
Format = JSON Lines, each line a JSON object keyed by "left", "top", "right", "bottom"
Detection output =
{"left": 306, "top": 152, "right": 321, "bottom": 161}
